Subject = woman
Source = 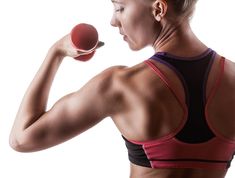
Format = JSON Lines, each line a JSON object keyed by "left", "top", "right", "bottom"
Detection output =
{"left": 10, "top": 0, "right": 235, "bottom": 178}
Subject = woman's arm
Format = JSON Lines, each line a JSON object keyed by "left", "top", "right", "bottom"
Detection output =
{"left": 9, "top": 34, "right": 121, "bottom": 152}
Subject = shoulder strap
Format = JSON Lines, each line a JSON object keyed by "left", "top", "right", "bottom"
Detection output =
{"left": 144, "top": 60, "right": 187, "bottom": 110}
{"left": 205, "top": 57, "right": 225, "bottom": 104}
{"left": 144, "top": 60, "right": 188, "bottom": 137}
{"left": 205, "top": 57, "right": 227, "bottom": 140}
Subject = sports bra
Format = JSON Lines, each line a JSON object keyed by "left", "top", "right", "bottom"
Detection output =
{"left": 122, "top": 48, "right": 235, "bottom": 169}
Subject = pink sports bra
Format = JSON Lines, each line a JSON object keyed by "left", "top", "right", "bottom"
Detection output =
{"left": 122, "top": 49, "right": 235, "bottom": 169}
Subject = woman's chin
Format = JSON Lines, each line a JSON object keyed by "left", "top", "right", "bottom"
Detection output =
{"left": 123, "top": 37, "right": 144, "bottom": 51}
{"left": 126, "top": 41, "right": 141, "bottom": 51}
{"left": 128, "top": 43, "right": 144, "bottom": 51}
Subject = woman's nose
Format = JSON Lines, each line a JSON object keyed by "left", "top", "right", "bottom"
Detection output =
{"left": 110, "top": 14, "right": 118, "bottom": 27}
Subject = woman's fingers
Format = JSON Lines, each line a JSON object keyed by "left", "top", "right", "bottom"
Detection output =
{"left": 76, "top": 41, "right": 105, "bottom": 55}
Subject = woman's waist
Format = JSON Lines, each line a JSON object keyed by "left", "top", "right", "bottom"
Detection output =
{"left": 130, "top": 163, "right": 227, "bottom": 178}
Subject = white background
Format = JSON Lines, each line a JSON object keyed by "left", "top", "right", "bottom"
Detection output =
{"left": 0, "top": 0, "right": 234, "bottom": 177}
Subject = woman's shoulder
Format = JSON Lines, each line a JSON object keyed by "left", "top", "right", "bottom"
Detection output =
{"left": 219, "top": 55, "right": 235, "bottom": 76}
{"left": 222, "top": 55, "right": 235, "bottom": 66}
{"left": 213, "top": 53, "right": 235, "bottom": 72}
{"left": 90, "top": 65, "right": 128, "bottom": 82}
{"left": 99, "top": 62, "right": 147, "bottom": 79}
{"left": 214, "top": 54, "right": 235, "bottom": 88}
{"left": 92, "top": 62, "right": 149, "bottom": 94}
{"left": 224, "top": 58, "right": 235, "bottom": 87}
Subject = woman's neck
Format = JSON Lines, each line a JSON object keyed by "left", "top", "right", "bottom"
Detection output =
{"left": 152, "top": 21, "right": 208, "bottom": 57}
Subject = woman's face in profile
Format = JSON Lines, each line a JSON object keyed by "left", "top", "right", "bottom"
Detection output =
{"left": 110, "top": 0, "right": 160, "bottom": 51}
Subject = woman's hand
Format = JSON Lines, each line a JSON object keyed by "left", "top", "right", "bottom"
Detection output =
{"left": 52, "top": 34, "right": 104, "bottom": 59}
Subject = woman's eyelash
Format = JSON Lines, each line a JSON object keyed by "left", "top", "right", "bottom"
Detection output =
{"left": 115, "top": 7, "right": 124, "bottom": 12}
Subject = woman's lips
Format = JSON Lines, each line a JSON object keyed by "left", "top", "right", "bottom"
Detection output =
{"left": 119, "top": 31, "right": 128, "bottom": 41}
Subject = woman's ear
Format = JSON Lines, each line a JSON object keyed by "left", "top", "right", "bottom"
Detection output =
{"left": 152, "top": 0, "right": 168, "bottom": 22}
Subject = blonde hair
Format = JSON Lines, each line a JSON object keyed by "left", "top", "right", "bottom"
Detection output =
{"left": 170, "top": 0, "right": 198, "bottom": 19}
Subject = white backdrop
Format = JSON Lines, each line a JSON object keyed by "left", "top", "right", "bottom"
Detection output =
{"left": 0, "top": 0, "right": 234, "bottom": 177}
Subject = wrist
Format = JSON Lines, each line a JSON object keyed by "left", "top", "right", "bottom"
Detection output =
{"left": 49, "top": 44, "right": 66, "bottom": 59}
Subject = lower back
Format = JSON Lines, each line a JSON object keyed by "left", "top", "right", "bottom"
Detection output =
{"left": 130, "top": 163, "right": 227, "bottom": 178}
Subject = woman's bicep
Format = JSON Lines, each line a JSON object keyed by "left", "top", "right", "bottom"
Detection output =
{"left": 13, "top": 69, "right": 116, "bottom": 152}
{"left": 22, "top": 94, "right": 103, "bottom": 151}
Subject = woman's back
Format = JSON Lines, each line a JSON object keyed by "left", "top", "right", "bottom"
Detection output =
{"left": 111, "top": 51, "right": 235, "bottom": 178}
{"left": 9, "top": 0, "right": 235, "bottom": 177}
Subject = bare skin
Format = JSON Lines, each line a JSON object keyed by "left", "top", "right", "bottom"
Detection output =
{"left": 9, "top": 0, "right": 235, "bottom": 177}
{"left": 111, "top": 52, "right": 235, "bottom": 178}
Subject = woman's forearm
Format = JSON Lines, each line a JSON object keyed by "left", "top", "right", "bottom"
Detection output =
{"left": 9, "top": 34, "right": 101, "bottom": 149}
{"left": 11, "top": 46, "right": 64, "bottom": 136}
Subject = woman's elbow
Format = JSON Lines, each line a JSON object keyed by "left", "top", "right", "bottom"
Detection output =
{"left": 9, "top": 135, "right": 22, "bottom": 152}
{"left": 9, "top": 134, "right": 31, "bottom": 153}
